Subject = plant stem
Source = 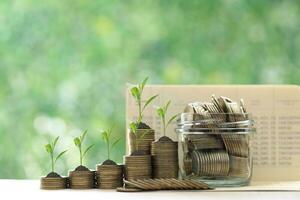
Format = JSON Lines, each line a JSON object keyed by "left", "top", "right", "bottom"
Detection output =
{"left": 162, "top": 115, "right": 166, "bottom": 137}
{"left": 107, "top": 140, "right": 110, "bottom": 160}
{"left": 138, "top": 100, "right": 142, "bottom": 122}
{"left": 51, "top": 153, "right": 54, "bottom": 172}
{"left": 79, "top": 146, "right": 82, "bottom": 166}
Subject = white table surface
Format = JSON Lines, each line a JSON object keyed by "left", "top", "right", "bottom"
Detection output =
{"left": 1, "top": 180, "right": 299, "bottom": 200}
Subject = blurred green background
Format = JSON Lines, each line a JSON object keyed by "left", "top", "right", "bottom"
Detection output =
{"left": 0, "top": 0, "right": 299, "bottom": 179}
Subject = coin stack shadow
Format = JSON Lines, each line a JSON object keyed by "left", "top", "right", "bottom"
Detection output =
{"left": 69, "top": 170, "right": 95, "bottom": 189}
{"left": 40, "top": 177, "right": 67, "bottom": 190}
{"left": 128, "top": 129, "right": 155, "bottom": 155}
{"left": 151, "top": 137, "right": 178, "bottom": 178}
{"left": 124, "top": 155, "right": 152, "bottom": 181}
{"left": 96, "top": 165, "right": 123, "bottom": 189}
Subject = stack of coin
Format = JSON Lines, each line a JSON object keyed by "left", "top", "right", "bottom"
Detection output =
{"left": 124, "top": 155, "right": 152, "bottom": 180}
{"left": 228, "top": 155, "right": 250, "bottom": 178}
{"left": 96, "top": 164, "right": 123, "bottom": 189}
{"left": 222, "top": 134, "right": 249, "bottom": 157}
{"left": 185, "top": 134, "right": 224, "bottom": 151}
{"left": 183, "top": 153, "right": 192, "bottom": 176}
{"left": 191, "top": 150, "right": 230, "bottom": 176}
{"left": 40, "top": 177, "right": 67, "bottom": 189}
{"left": 122, "top": 178, "right": 212, "bottom": 191}
{"left": 151, "top": 137, "right": 178, "bottom": 178}
{"left": 69, "top": 170, "right": 95, "bottom": 189}
{"left": 128, "top": 129, "right": 155, "bottom": 155}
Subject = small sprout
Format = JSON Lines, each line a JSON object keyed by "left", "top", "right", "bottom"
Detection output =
{"left": 130, "top": 77, "right": 159, "bottom": 125}
{"left": 44, "top": 136, "right": 67, "bottom": 173}
{"left": 73, "top": 130, "right": 94, "bottom": 166}
{"left": 156, "top": 100, "right": 178, "bottom": 136}
{"left": 100, "top": 126, "right": 121, "bottom": 161}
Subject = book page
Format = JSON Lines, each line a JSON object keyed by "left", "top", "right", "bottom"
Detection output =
{"left": 126, "top": 85, "right": 300, "bottom": 182}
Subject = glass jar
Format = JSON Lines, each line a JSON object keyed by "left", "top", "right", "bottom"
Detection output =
{"left": 176, "top": 113, "right": 255, "bottom": 187}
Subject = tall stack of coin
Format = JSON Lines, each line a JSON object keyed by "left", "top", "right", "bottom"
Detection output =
{"left": 151, "top": 136, "right": 178, "bottom": 178}
{"left": 69, "top": 170, "right": 95, "bottom": 189}
{"left": 96, "top": 164, "right": 123, "bottom": 189}
{"left": 128, "top": 129, "right": 155, "bottom": 155}
{"left": 124, "top": 155, "right": 152, "bottom": 181}
{"left": 40, "top": 177, "right": 67, "bottom": 189}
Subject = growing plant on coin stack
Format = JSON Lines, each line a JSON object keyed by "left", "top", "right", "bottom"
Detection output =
{"left": 44, "top": 136, "right": 67, "bottom": 177}
{"left": 129, "top": 77, "right": 158, "bottom": 154}
{"left": 100, "top": 127, "right": 121, "bottom": 165}
{"left": 41, "top": 136, "right": 68, "bottom": 190}
{"left": 73, "top": 130, "right": 94, "bottom": 171}
{"left": 97, "top": 127, "right": 124, "bottom": 189}
{"left": 156, "top": 100, "right": 178, "bottom": 141}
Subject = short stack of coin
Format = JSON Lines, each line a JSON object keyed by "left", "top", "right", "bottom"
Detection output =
{"left": 151, "top": 137, "right": 178, "bottom": 178}
{"left": 186, "top": 134, "right": 224, "bottom": 151}
{"left": 96, "top": 164, "right": 123, "bottom": 189}
{"left": 69, "top": 170, "right": 95, "bottom": 189}
{"left": 124, "top": 155, "right": 152, "bottom": 181}
{"left": 191, "top": 150, "right": 230, "bottom": 176}
{"left": 128, "top": 129, "right": 155, "bottom": 155}
{"left": 40, "top": 177, "right": 67, "bottom": 189}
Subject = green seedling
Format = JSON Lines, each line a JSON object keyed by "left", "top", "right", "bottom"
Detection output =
{"left": 100, "top": 127, "right": 121, "bottom": 160}
{"left": 130, "top": 77, "right": 158, "bottom": 126}
{"left": 73, "top": 130, "right": 94, "bottom": 166}
{"left": 45, "top": 136, "right": 67, "bottom": 173}
{"left": 156, "top": 100, "right": 178, "bottom": 137}
{"left": 130, "top": 77, "right": 158, "bottom": 151}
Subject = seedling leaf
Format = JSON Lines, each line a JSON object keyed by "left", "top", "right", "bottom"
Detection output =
{"left": 142, "top": 94, "right": 158, "bottom": 112}
{"left": 53, "top": 136, "right": 59, "bottom": 149}
{"left": 55, "top": 150, "right": 67, "bottom": 163}
{"left": 111, "top": 138, "right": 121, "bottom": 149}
{"left": 74, "top": 137, "right": 81, "bottom": 146}
{"left": 140, "top": 77, "right": 148, "bottom": 92}
{"left": 129, "top": 122, "right": 137, "bottom": 135}
{"left": 156, "top": 107, "right": 164, "bottom": 118}
{"left": 80, "top": 130, "right": 88, "bottom": 142}
{"left": 130, "top": 87, "right": 140, "bottom": 100}
{"left": 167, "top": 113, "right": 178, "bottom": 127}
{"left": 83, "top": 144, "right": 94, "bottom": 158}
{"left": 45, "top": 144, "right": 52, "bottom": 153}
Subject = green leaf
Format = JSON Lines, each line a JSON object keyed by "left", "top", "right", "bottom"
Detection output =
{"left": 129, "top": 122, "right": 137, "bottom": 135}
{"left": 130, "top": 87, "right": 140, "bottom": 100}
{"left": 45, "top": 144, "right": 52, "bottom": 153}
{"left": 53, "top": 136, "right": 59, "bottom": 149}
{"left": 101, "top": 131, "right": 109, "bottom": 143}
{"left": 80, "top": 130, "right": 88, "bottom": 143}
{"left": 55, "top": 150, "right": 67, "bottom": 163}
{"left": 140, "top": 77, "right": 148, "bottom": 92}
{"left": 166, "top": 114, "right": 179, "bottom": 127}
{"left": 111, "top": 138, "right": 121, "bottom": 149}
{"left": 164, "top": 100, "right": 171, "bottom": 113}
{"left": 83, "top": 144, "right": 94, "bottom": 158}
{"left": 156, "top": 107, "right": 164, "bottom": 118}
{"left": 142, "top": 94, "right": 158, "bottom": 112}
{"left": 74, "top": 137, "right": 81, "bottom": 146}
